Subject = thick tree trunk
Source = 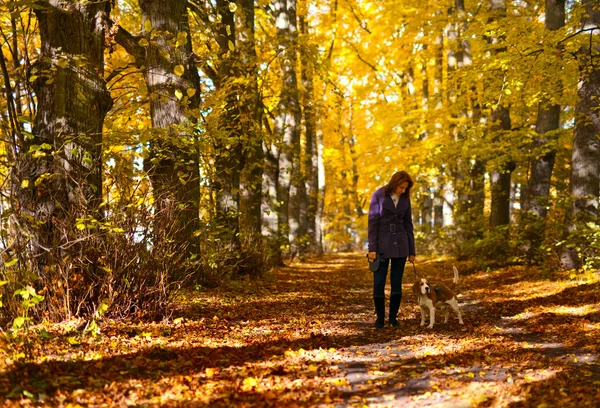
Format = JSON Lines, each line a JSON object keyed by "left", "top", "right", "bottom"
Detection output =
{"left": 238, "top": 0, "right": 264, "bottom": 240}
{"left": 138, "top": 0, "right": 201, "bottom": 255}
{"left": 523, "top": 0, "right": 565, "bottom": 259}
{"left": 274, "top": 0, "right": 301, "bottom": 259}
{"left": 15, "top": 0, "right": 112, "bottom": 318}
{"left": 560, "top": 1, "right": 600, "bottom": 269}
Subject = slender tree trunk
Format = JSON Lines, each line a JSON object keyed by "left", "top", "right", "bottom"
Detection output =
{"left": 452, "top": 0, "right": 482, "bottom": 239}
{"left": 299, "top": 13, "right": 319, "bottom": 254}
{"left": 523, "top": 0, "right": 565, "bottom": 260}
{"left": 422, "top": 187, "right": 433, "bottom": 230}
{"left": 560, "top": 1, "right": 600, "bottom": 269}
{"left": 209, "top": 0, "right": 243, "bottom": 248}
{"left": 238, "top": 0, "right": 264, "bottom": 240}
{"left": 315, "top": 123, "right": 326, "bottom": 255}
{"left": 489, "top": 107, "right": 515, "bottom": 228}
{"left": 274, "top": 0, "right": 301, "bottom": 259}
{"left": 434, "top": 191, "right": 444, "bottom": 229}
{"left": 14, "top": 0, "right": 113, "bottom": 318}
{"left": 487, "top": 0, "right": 515, "bottom": 231}
{"left": 137, "top": 0, "right": 201, "bottom": 256}
{"left": 263, "top": 145, "right": 283, "bottom": 265}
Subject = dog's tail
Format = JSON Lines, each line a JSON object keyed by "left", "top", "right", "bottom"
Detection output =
{"left": 451, "top": 265, "right": 459, "bottom": 289}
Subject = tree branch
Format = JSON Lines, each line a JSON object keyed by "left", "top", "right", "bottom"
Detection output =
{"left": 110, "top": 22, "right": 145, "bottom": 67}
{"left": 343, "top": 38, "right": 378, "bottom": 72}
{"left": 344, "top": 0, "right": 370, "bottom": 34}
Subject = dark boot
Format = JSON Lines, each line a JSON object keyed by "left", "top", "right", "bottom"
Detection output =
{"left": 373, "top": 297, "right": 385, "bottom": 328}
{"left": 389, "top": 294, "right": 401, "bottom": 327}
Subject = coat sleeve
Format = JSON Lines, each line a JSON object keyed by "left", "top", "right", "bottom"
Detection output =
{"left": 404, "top": 199, "right": 416, "bottom": 256}
{"left": 368, "top": 191, "right": 380, "bottom": 253}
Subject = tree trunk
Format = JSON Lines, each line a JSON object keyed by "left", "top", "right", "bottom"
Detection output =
{"left": 208, "top": 0, "right": 244, "bottom": 248}
{"left": 422, "top": 187, "right": 433, "bottom": 230}
{"left": 315, "top": 122, "right": 326, "bottom": 255}
{"left": 238, "top": 0, "right": 264, "bottom": 240}
{"left": 434, "top": 191, "right": 444, "bottom": 229}
{"left": 489, "top": 107, "right": 515, "bottom": 228}
{"left": 451, "top": 0, "right": 482, "bottom": 238}
{"left": 523, "top": 0, "right": 565, "bottom": 259}
{"left": 274, "top": 0, "right": 301, "bottom": 259}
{"left": 137, "top": 0, "right": 201, "bottom": 256}
{"left": 560, "top": 1, "right": 600, "bottom": 269}
{"left": 299, "top": 13, "right": 319, "bottom": 254}
{"left": 14, "top": 0, "right": 113, "bottom": 318}
{"left": 487, "top": 0, "right": 515, "bottom": 231}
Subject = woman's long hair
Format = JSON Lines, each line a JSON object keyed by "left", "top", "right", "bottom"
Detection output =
{"left": 384, "top": 171, "right": 414, "bottom": 197}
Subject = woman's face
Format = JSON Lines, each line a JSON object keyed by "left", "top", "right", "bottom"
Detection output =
{"left": 393, "top": 182, "right": 409, "bottom": 196}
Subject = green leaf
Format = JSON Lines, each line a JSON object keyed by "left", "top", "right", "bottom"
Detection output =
{"left": 67, "top": 336, "right": 80, "bottom": 346}
{"left": 159, "top": 50, "right": 170, "bottom": 60}
{"left": 5, "top": 257, "right": 18, "bottom": 267}
{"left": 176, "top": 32, "right": 188, "bottom": 47}
{"left": 13, "top": 316, "right": 26, "bottom": 329}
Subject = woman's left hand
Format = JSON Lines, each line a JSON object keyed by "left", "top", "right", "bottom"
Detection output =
{"left": 408, "top": 255, "right": 416, "bottom": 263}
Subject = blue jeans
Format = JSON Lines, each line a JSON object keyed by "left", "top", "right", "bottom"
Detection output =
{"left": 373, "top": 256, "right": 407, "bottom": 298}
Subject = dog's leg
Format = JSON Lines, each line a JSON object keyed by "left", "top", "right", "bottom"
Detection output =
{"left": 428, "top": 306, "right": 435, "bottom": 328}
{"left": 443, "top": 304, "right": 450, "bottom": 323}
{"left": 448, "top": 298, "right": 464, "bottom": 324}
{"left": 427, "top": 300, "right": 435, "bottom": 328}
{"left": 419, "top": 305, "right": 427, "bottom": 326}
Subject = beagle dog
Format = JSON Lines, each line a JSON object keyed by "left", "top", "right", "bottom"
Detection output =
{"left": 412, "top": 266, "right": 464, "bottom": 329}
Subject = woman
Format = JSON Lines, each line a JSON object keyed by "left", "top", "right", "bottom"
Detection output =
{"left": 367, "top": 171, "right": 416, "bottom": 328}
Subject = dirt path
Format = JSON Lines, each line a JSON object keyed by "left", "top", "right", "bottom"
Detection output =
{"left": 1, "top": 253, "right": 599, "bottom": 407}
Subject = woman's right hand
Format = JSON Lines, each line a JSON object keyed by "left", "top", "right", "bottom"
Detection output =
{"left": 368, "top": 252, "right": 377, "bottom": 261}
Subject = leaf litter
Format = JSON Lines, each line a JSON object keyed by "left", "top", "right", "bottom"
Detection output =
{"left": 0, "top": 253, "right": 599, "bottom": 407}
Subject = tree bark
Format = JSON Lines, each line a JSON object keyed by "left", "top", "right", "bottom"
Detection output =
{"left": 238, "top": 0, "right": 264, "bottom": 240}
{"left": 207, "top": 0, "right": 244, "bottom": 248}
{"left": 487, "top": 0, "right": 515, "bottom": 231}
{"left": 560, "top": 1, "right": 600, "bottom": 269}
{"left": 14, "top": 0, "right": 113, "bottom": 318}
{"left": 489, "top": 107, "right": 515, "bottom": 228}
{"left": 422, "top": 187, "right": 433, "bottom": 230}
{"left": 274, "top": 0, "right": 301, "bottom": 259}
{"left": 434, "top": 191, "right": 444, "bottom": 229}
{"left": 137, "top": 0, "right": 201, "bottom": 256}
{"left": 299, "top": 13, "right": 319, "bottom": 254}
{"left": 523, "top": 0, "right": 565, "bottom": 259}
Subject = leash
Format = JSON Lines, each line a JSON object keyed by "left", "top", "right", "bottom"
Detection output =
{"left": 411, "top": 261, "right": 418, "bottom": 280}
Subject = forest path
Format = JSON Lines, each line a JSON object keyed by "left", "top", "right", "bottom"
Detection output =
{"left": 1, "top": 253, "right": 599, "bottom": 407}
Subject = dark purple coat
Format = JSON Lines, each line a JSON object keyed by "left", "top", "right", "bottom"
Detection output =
{"left": 368, "top": 187, "right": 416, "bottom": 258}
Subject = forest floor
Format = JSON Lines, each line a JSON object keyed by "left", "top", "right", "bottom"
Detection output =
{"left": 1, "top": 253, "right": 599, "bottom": 407}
